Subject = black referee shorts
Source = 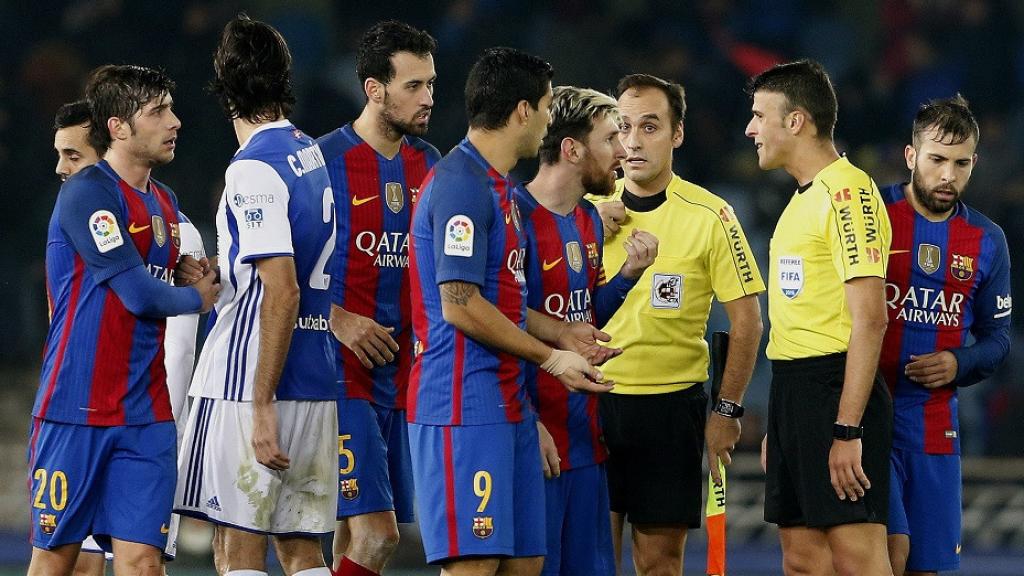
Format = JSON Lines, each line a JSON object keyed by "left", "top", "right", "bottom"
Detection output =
{"left": 764, "top": 352, "right": 892, "bottom": 528}
{"left": 599, "top": 386, "right": 707, "bottom": 527}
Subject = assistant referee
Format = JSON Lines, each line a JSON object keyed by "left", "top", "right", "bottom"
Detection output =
{"left": 595, "top": 73, "right": 765, "bottom": 576}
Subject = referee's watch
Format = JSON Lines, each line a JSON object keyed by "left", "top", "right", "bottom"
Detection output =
{"left": 832, "top": 422, "right": 864, "bottom": 440}
{"left": 712, "top": 399, "right": 744, "bottom": 418}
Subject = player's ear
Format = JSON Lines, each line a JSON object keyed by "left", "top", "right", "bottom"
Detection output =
{"left": 108, "top": 116, "right": 128, "bottom": 142}
{"left": 560, "top": 137, "right": 579, "bottom": 163}
{"left": 904, "top": 145, "right": 916, "bottom": 171}
{"left": 672, "top": 121, "right": 684, "bottom": 149}
{"left": 365, "top": 78, "right": 385, "bottom": 104}
{"left": 515, "top": 100, "right": 531, "bottom": 126}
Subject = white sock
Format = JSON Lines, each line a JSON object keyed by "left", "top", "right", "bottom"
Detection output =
{"left": 291, "top": 568, "right": 332, "bottom": 576}
{"left": 224, "top": 571, "right": 269, "bottom": 576}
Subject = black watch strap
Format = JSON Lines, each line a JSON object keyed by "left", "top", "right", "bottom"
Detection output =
{"left": 713, "top": 399, "right": 744, "bottom": 418}
{"left": 832, "top": 422, "right": 864, "bottom": 440}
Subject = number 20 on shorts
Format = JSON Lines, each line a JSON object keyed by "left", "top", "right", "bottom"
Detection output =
{"left": 33, "top": 468, "right": 68, "bottom": 511}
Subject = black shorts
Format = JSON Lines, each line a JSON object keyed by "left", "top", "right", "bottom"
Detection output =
{"left": 764, "top": 352, "right": 892, "bottom": 528}
{"left": 599, "top": 386, "right": 707, "bottom": 526}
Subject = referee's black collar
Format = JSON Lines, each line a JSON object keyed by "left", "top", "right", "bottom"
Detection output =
{"left": 796, "top": 181, "right": 813, "bottom": 194}
{"left": 622, "top": 187, "right": 667, "bottom": 212}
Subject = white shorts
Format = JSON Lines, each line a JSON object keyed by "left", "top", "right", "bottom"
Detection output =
{"left": 174, "top": 398, "right": 337, "bottom": 535}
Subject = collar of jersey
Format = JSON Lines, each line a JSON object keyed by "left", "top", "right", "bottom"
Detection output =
{"left": 457, "top": 138, "right": 505, "bottom": 181}
{"left": 237, "top": 119, "right": 294, "bottom": 152}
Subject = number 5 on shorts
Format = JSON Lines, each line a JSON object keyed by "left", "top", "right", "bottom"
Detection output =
{"left": 33, "top": 468, "right": 68, "bottom": 511}
{"left": 338, "top": 434, "right": 355, "bottom": 475}
{"left": 473, "top": 470, "right": 491, "bottom": 513}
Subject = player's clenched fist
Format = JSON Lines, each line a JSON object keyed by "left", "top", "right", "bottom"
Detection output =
{"left": 619, "top": 229, "right": 658, "bottom": 279}
{"left": 596, "top": 200, "right": 626, "bottom": 238}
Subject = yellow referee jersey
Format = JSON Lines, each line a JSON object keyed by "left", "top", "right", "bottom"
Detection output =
{"left": 767, "top": 156, "right": 891, "bottom": 360}
{"left": 593, "top": 175, "right": 765, "bottom": 394}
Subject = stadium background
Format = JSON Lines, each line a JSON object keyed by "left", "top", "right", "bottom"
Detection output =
{"left": 1, "top": 1, "right": 1022, "bottom": 574}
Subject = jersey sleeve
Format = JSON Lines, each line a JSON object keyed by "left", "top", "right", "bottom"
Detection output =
{"left": 431, "top": 176, "right": 494, "bottom": 287}
{"left": 176, "top": 213, "right": 207, "bottom": 261}
{"left": 225, "top": 159, "right": 293, "bottom": 263}
{"left": 709, "top": 203, "right": 766, "bottom": 301}
{"left": 57, "top": 176, "right": 144, "bottom": 284}
{"left": 951, "top": 227, "right": 1012, "bottom": 386}
{"left": 826, "top": 180, "right": 891, "bottom": 281}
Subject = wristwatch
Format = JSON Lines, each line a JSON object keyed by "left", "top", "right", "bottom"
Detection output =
{"left": 712, "top": 399, "right": 744, "bottom": 418}
{"left": 832, "top": 422, "right": 864, "bottom": 440}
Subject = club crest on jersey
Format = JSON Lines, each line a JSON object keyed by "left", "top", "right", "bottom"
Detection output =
{"left": 951, "top": 253, "right": 974, "bottom": 281}
{"left": 169, "top": 221, "right": 181, "bottom": 248}
{"left": 151, "top": 215, "right": 167, "bottom": 247}
{"left": 778, "top": 256, "right": 803, "bottom": 299}
{"left": 651, "top": 273, "right": 681, "bottom": 309}
{"left": 586, "top": 242, "right": 599, "bottom": 268}
{"left": 472, "top": 516, "right": 494, "bottom": 539}
{"left": 340, "top": 478, "right": 360, "bottom": 500}
{"left": 39, "top": 513, "right": 57, "bottom": 535}
{"left": 385, "top": 182, "right": 404, "bottom": 214}
{"left": 566, "top": 241, "right": 584, "bottom": 272}
{"left": 89, "top": 210, "right": 124, "bottom": 253}
{"left": 918, "top": 244, "right": 941, "bottom": 275}
{"left": 444, "top": 215, "right": 474, "bottom": 257}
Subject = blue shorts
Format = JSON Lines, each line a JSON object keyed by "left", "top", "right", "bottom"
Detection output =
{"left": 409, "top": 419, "right": 546, "bottom": 564}
{"left": 27, "top": 418, "right": 176, "bottom": 553}
{"left": 542, "top": 463, "right": 614, "bottom": 576}
{"left": 888, "top": 447, "right": 961, "bottom": 572}
{"left": 337, "top": 398, "right": 415, "bottom": 523}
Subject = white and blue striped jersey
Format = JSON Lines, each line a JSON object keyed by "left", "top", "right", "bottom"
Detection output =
{"left": 189, "top": 120, "right": 337, "bottom": 402}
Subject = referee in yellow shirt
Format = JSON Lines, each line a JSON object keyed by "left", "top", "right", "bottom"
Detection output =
{"left": 595, "top": 74, "right": 765, "bottom": 576}
{"left": 745, "top": 60, "right": 893, "bottom": 576}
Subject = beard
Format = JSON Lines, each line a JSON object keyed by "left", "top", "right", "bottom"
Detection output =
{"left": 911, "top": 167, "right": 961, "bottom": 215}
{"left": 380, "top": 94, "right": 429, "bottom": 138}
{"left": 581, "top": 156, "right": 617, "bottom": 197}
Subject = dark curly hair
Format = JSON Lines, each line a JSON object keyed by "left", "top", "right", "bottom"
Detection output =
{"left": 85, "top": 65, "right": 175, "bottom": 152}
{"left": 210, "top": 14, "right": 295, "bottom": 123}
{"left": 357, "top": 20, "right": 436, "bottom": 87}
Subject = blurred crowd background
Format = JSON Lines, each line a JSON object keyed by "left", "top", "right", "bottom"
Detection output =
{"left": 1, "top": 0, "right": 1023, "bottom": 571}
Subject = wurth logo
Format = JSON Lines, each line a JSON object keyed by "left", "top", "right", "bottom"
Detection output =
{"left": 833, "top": 188, "right": 851, "bottom": 202}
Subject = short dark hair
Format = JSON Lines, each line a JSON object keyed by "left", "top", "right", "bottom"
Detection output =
{"left": 357, "top": 20, "right": 437, "bottom": 86}
{"left": 912, "top": 93, "right": 980, "bottom": 148}
{"left": 210, "top": 14, "right": 295, "bottom": 123}
{"left": 747, "top": 59, "right": 837, "bottom": 140}
{"left": 539, "top": 86, "right": 619, "bottom": 165}
{"left": 465, "top": 47, "right": 553, "bottom": 130}
{"left": 85, "top": 64, "right": 175, "bottom": 152}
{"left": 54, "top": 100, "right": 92, "bottom": 131}
{"left": 616, "top": 74, "right": 686, "bottom": 127}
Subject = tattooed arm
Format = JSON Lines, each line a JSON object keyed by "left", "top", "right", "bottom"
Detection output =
{"left": 440, "top": 280, "right": 611, "bottom": 393}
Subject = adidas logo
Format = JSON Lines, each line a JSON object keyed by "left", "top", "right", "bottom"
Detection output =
{"left": 206, "top": 496, "right": 222, "bottom": 512}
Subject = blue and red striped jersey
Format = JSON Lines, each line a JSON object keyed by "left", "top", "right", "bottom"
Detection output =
{"left": 516, "top": 185, "right": 609, "bottom": 469}
{"left": 880, "top": 183, "right": 1011, "bottom": 454}
{"left": 318, "top": 124, "right": 440, "bottom": 409}
{"left": 407, "top": 139, "right": 530, "bottom": 426}
{"left": 35, "top": 161, "right": 182, "bottom": 426}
